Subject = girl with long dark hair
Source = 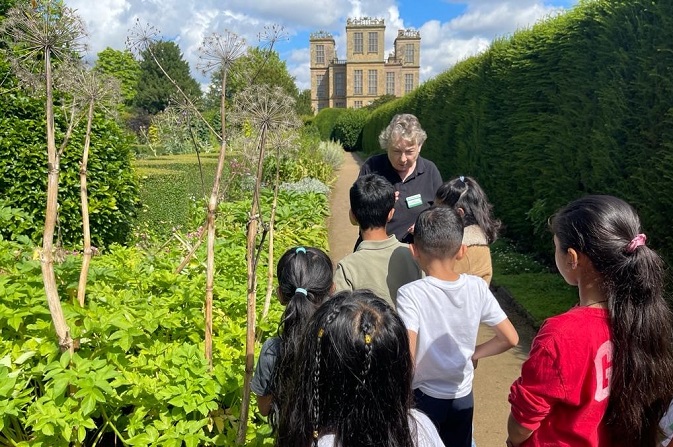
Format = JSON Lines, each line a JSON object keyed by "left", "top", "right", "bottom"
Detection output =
{"left": 277, "top": 290, "right": 444, "bottom": 447}
{"left": 507, "top": 195, "right": 673, "bottom": 446}
{"left": 435, "top": 176, "right": 501, "bottom": 284}
{"left": 251, "top": 246, "right": 333, "bottom": 426}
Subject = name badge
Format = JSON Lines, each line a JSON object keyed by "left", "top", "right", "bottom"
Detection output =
{"left": 405, "top": 194, "right": 423, "bottom": 208}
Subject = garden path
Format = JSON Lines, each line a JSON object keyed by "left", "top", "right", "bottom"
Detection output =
{"left": 327, "top": 151, "right": 535, "bottom": 446}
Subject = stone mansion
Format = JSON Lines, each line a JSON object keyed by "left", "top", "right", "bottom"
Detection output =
{"left": 309, "top": 17, "right": 421, "bottom": 113}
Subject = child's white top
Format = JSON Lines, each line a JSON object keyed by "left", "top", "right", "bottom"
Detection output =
{"left": 397, "top": 274, "right": 507, "bottom": 399}
{"left": 660, "top": 399, "right": 673, "bottom": 446}
{"left": 317, "top": 409, "right": 445, "bottom": 446}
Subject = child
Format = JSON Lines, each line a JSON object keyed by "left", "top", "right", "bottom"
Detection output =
{"left": 435, "top": 175, "right": 501, "bottom": 285}
{"left": 334, "top": 173, "right": 423, "bottom": 308}
{"left": 251, "top": 246, "right": 333, "bottom": 426}
{"left": 507, "top": 195, "right": 673, "bottom": 446}
{"left": 277, "top": 289, "right": 445, "bottom": 447}
{"left": 396, "top": 206, "right": 519, "bottom": 447}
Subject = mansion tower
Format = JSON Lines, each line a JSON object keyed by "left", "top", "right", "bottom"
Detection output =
{"left": 309, "top": 17, "right": 421, "bottom": 113}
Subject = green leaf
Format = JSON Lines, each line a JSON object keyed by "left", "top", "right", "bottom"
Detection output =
{"left": 14, "top": 350, "right": 35, "bottom": 365}
{"left": 80, "top": 394, "right": 96, "bottom": 416}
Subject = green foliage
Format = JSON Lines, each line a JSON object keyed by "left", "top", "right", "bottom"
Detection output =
{"left": 365, "top": 94, "right": 397, "bottom": 111}
{"left": 313, "top": 107, "right": 347, "bottom": 141}
{"left": 134, "top": 153, "right": 220, "bottom": 236}
{"left": 491, "top": 239, "right": 577, "bottom": 324}
{"left": 295, "top": 89, "right": 313, "bottom": 116}
{"left": 94, "top": 48, "right": 140, "bottom": 106}
{"left": 360, "top": 0, "right": 673, "bottom": 262}
{"left": 0, "top": 63, "right": 139, "bottom": 247}
{"left": 206, "top": 47, "right": 298, "bottom": 110}
{"left": 331, "top": 109, "right": 369, "bottom": 151}
{"left": 134, "top": 41, "right": 202, "bottom": 114}
{"left": 0, "top": 182, "right": 329, "bottom": 446}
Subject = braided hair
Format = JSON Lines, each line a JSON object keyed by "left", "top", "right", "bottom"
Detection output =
{"left": 277, "top": 290, "right": 415, "bottom": 447}
{"left": 268, "top": 246, "right": 333, "bottom": 428}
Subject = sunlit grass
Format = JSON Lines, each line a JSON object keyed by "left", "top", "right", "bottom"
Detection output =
{"left": 133, "top": 153, "right": 219, "bottom": 235}
{"left": 491, "top": 239, "right": 577, "bottom": 325}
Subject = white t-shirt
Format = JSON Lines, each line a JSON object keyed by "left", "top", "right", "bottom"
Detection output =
{"left": 317, "top": 409, "right": 445, "bottom": 447}
{"left": 396, "top": 274, "right": 507, "bottom": 399}
{"left": 660, "top": 400, "right": 673, "bottom": 446}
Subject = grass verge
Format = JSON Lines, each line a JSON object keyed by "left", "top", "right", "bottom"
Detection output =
{"left": 491, "top": 239, "right": 577, "bottom": 326}
{"left": 134, "top": 153, "right": 219, "bottom": 235}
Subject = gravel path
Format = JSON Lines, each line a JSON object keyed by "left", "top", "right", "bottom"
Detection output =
{"left": 327, "top": 152, "right": 536, "bottom": 446}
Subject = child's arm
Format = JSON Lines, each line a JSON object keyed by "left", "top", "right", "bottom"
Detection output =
{"left": 407, "top": 330, "right": 418, "bottom": 363}
{"left": 256, "top": 394, "right": 272, "bottom": 416}
{"left": 506, "top": 413, "right": 534, "bottom": 446}
{"left": 473, "top": 318, "right": 518, "bottom": 362}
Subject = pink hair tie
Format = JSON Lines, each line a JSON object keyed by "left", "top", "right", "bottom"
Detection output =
{"left": 626, "top": 233, "right": 647, "bottom": 253}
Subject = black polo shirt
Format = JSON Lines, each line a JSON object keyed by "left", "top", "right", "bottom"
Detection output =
{"left": 359, "top": 154, "right": 443, "bottom": 243}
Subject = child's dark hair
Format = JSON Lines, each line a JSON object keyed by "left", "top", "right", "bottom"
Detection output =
{"left": 269, "top": 246, "right": 333, "bottom": 427}
{"left": 551, "top": 195, "right": 673, "bottom": 446}
{"left": 277, "top": 290, "right": 415, "bottom": 447}
{"left": 435, "top": 176, "right": 501, "bottom": 243}
{"left": 414, "top": 206, "right": 464, "bottom": 258}
{"left": 350, "top": 174, "right": 395, "bottom": 231}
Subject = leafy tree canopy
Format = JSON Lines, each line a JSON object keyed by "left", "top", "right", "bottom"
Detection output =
{"left": 134, "top": 40, "right": 201, "bottom": 114}
{"left": 206, "top": 46, "right": 298, "bottom": 108}
{"left": 296, "top": 89, "right": 313, "bottom": 116}
{"left": 95, "top": 47, "right": 140, "bottom": 105}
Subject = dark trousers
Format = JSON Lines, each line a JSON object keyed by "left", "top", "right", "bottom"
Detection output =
{"left": 414, "top": 388, "right": 474, "bottom": 447}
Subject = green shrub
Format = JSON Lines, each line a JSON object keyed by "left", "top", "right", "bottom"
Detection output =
{"left": 332, "top": 109, "right": 369, "bottom": 151}
{"left": 0, "top": 186, "right": 330, "bottom": 446}
{"left": 0, "top": 68, "right": 139, "bottom": 248}
{"left": 313, "top": 108, "right": 346, "bottom": 141}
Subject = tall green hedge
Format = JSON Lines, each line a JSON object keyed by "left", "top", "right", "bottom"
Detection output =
{"left": 361, "top": 0, "right": 673, "bottom": 261}
{"left": 313, "top": 107, "right": 347, "bottom": 141}
{"left": 0, "top": 58, "right": 139, "bottom": 248}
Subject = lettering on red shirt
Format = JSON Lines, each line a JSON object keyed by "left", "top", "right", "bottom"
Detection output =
{"left": 594, "top": 340, "right": 613, "bottom": 402}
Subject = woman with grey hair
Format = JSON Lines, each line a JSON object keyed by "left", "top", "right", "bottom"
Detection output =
{"left": 359, "top": 113, "right": 442, "bottom": 244}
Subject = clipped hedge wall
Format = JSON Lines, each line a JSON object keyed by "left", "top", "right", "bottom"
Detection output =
{"left": 332, "top": 109, "right": 369, "bottom": 151}
{"left": 0, "top": 58, "right": 139, "bottom": 248}
{"left": 361, "top": 0, "right": 673, "bottom": 260}
{"left": 313, "top": 107, "right": 347, "bottom": 141}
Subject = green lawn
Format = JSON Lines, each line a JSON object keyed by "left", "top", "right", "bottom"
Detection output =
{"left": 134, "top": 153, "right": 219, "bottom": 235}
{"left": 491, "top": 239, "right": 577, "bottom": 325}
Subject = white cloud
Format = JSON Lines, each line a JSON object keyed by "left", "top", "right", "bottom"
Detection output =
{"left": 65, "top": 0, "right": 574, "bottom": 91}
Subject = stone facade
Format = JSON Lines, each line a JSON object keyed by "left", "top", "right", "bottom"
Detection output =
{"left": 310, "top": 17, "right": 421, "bottom": 113}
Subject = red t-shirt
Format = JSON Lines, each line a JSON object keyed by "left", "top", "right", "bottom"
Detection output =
{"left": 509, "top": 306, "right": 612, "bottom": 446}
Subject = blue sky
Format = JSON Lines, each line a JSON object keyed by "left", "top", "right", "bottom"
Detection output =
{"left": 66, "top": 0, "right": 580, "bottom": 91}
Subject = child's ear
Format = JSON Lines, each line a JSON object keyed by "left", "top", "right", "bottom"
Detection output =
{"left": 277, "top": 286, "right": 288, "bottom": 305}
{"left": 455, "top": 244, "right": 467, "bottom": 261}
{"left": 409, "top": 243, "right": 419, "bottom": 260}
{"left": 456, "top": 207, "right": 465, "bottom": 218}
{"left": 567, "top": 248, "right": 579, "bottom": 269}
{"left": 349, "top": 209, "right": 358, "bottom": 226}
{"left": 387, "top": 208, "right": 395, "bottom": 223}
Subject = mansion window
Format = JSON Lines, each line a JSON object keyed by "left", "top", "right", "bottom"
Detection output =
{"left": 335, "top": 72, "right": 345, "bottom": 96}
{"left": 354, "top": 100, "right": 363, "bottom": 109}
{"left": 368, "top": 70, "right": 377, "bottom": 96}
{"left": 405, "top": 44, "right": 414, "bottom": 64}
{"left": 368, "top": 32, "right": 378, "bottom": 53}
{"left": 354, "top": 32, "right": 363, "bottom": 53}
{"left": 386, "top": 72, "right": 395, "bottom": 95}
{"left": 405, "top": 74, "right": 414, "bottom": 94}
{"left": 354, "top": 70, "right": 363, "bottom": 95}
{"left": 316, "top": 45, "right": 325, "bottom": 64}
{"left": 316, "top": 74, "right": 326, "bottom": 98}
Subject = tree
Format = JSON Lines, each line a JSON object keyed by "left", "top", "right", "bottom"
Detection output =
{"left": 206, "top": 46, "right": 298, "bottom": 108}
{"left": 296, "top": 88, "right": 313, "bottom": 116}
{"left": 134, "top": 40, "right": 201, "bottom": 114}
{"left": 94, "top": 47, "right": 140, "bottom": 105}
